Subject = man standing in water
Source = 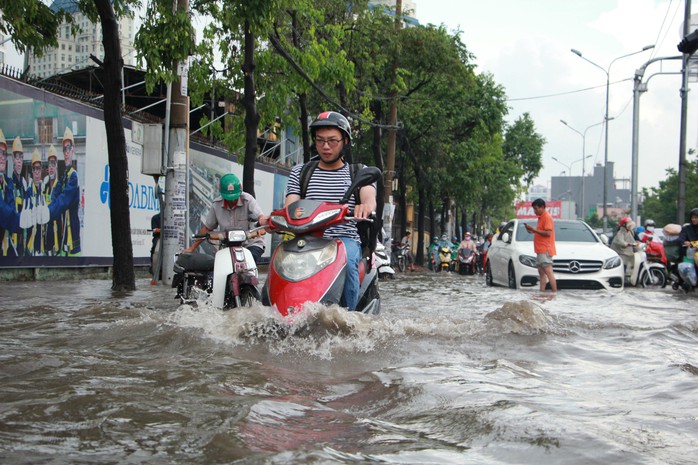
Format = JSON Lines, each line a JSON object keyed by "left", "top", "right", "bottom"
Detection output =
{"left": 525, "top": 198, "right": 558, "bottom": 292}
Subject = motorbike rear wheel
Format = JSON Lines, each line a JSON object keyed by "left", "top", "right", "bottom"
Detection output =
{"left": 397, "top": 256, "right": 406, "bottom": 273}
{"left": 640, "top": 267, "right": 667, "bottom": 289}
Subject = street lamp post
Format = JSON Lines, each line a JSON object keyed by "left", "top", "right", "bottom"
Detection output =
{"left": 560, "top": 119, "right": 606, "bottom": 220}
{"left": 571, "top": 45, "right": 654, "bottom": 232}
{"left": 630, "top": 56, "right": 682, "bottom": 222}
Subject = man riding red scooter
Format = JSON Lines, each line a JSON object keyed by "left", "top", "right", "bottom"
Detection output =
{"left": 262, "top": 111, "right": 380, "bottom": 316}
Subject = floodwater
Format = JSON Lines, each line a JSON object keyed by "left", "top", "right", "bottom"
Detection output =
{"left": 1, "top": 272, "right": 697, "bottom": 464}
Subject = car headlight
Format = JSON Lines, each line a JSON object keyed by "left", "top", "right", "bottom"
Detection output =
{"left": 604, "top": 256, "right": 622, "bottom": 269}
{"left": 519, "top": 254, "right": 537, "bottom": 268}
{"left": 273, "top": 241, "right": 338, "bottom": 281}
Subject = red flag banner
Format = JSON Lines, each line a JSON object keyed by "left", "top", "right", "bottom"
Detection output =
{"left": 515, "top": 200, "right": 562, "bottom": 219}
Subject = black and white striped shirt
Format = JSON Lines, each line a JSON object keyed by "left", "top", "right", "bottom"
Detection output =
{"left": 286, "top": 163, "right": 360, "bottom": 241}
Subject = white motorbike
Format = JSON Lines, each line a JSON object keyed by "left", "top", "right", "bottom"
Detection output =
{"left": 374, "top": 241, "right": 395, "bottom": 279}
{"left": 172, "top": 230, "right": 261, "bottom": 308}
{"left": 626, "top": 242, "right": 667, "bottom": 288}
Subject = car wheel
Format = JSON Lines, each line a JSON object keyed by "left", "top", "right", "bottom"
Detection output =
{"left": 640, "top": 267, "right": 667, "bottom": 289}
{"left": 507, "top": 263, "right": 517, "bottom": 289}
{"left": 485, "top": 261, "right": 494, "bottom": 286}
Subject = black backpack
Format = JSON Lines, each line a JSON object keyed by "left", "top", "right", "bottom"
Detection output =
{"left": 298, "top": 160, "right": 377, "bottom": 259}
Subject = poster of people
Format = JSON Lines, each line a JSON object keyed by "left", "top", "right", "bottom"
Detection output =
{"left": 0, "top": 77, "right": 288, "bottom": 269}
{"left": 0, "top": 80, "right": 158, "bottom": 267}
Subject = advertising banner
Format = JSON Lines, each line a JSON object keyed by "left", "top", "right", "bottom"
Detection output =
{"left": 0, "top": 83, "right": 158, "bottom": 267}
{"left": 0, "top": 78, "right": 289, "bottom": 269}
{"left": 515, "top": 200, "right": 563, "bottom": 219}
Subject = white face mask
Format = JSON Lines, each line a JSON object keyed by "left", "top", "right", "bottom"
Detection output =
{"left": 646, "top": 226, "right": 655, "bottom": 232}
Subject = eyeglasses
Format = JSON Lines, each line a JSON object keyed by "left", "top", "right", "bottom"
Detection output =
{"left": 32, "top": 165, "right": 42, "bottom": 171}
{"left": 63, "top": 144, "right": 73, "bottom": 153}
{"left": 48, "top": 160, "right": 57, "bottom": 166}
{"left": 315, "top": 138, "right": 342, "bottom": 148}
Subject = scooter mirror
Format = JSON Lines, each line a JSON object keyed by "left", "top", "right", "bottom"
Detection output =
{"left": 339, "top": 166, "right": 382, "bottom": 204}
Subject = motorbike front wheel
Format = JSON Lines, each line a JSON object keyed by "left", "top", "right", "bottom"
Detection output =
{"left": 397, "top": 256, "right": 406, "bottom": 273}
{"left": 225, "top": 284, "right": 261, "bottom": 309}
{"left": 640, "top": 267, "right": 667, "bottom": 289}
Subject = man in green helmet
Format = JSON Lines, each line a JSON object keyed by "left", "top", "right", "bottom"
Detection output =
{"left": 184, "top": 173, "right": 269, "bottom": 264}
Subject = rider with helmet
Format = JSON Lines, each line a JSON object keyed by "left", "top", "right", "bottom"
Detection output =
{"left": 611, "top": 217, "right": 638, "bottom": 279}
{"left": 284, "top": 111, "right": 377, "bottom": 311}
{"left": 184, "top": 173, "right": 269, "bottom": 264}
{"left": 677, "top": 207, "right": 698, "bottom": 292}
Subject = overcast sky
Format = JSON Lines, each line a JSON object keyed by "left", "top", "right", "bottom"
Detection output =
{"left": 417, "top": 0, "right": 697, "bottom": 193}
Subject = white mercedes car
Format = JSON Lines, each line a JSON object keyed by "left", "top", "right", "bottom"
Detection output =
{"left": 486, "top": 219, "right": 624, "bottom": 290}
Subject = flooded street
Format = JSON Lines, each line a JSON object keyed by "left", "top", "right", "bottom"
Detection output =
{"left": 1, "top": 272, "right": 697, "bottom": 464}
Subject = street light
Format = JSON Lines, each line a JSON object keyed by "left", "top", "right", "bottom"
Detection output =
{"left": 630, "top": 56, "right": 682, "bottom": 222}
{"left": 571, "top": 45, "right": 654, "bottom": 232}
{"left": 560, "top": 119, "right": 608, "bottom": 220}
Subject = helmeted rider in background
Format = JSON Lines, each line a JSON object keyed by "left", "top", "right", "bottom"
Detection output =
{"left": 611, "top": 217, "right": 637, "bottom": 279}
{"left": 677, "top": 208, "right": 698, "bottom": 292}
{"left": 184, "top": 173, "right": 269, "bottom": 264}
{"left": 284, "top": 111, "right": 377, "bottom": 311}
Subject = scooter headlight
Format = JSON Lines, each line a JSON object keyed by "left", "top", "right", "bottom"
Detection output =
{"left": 604, "top": 256, "right": 622, "bottom": 269}
{"left": 274, "top": 241, "right": 338, "bottom": 282}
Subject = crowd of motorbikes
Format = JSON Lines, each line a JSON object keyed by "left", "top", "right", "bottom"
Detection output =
{"left": 158, "top": 169, "right": 696, "bottom": 317}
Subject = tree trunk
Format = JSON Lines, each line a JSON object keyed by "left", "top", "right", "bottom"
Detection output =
{"left": 242, "top": 20, "right": 260, "bottom": 197}
{"left": 94, "top": 0, "right": 135, "bottom": 291}
{"left": 416, "top": 183, "right": 425, "bottom": 265}
{"left": 290, "top": 11, "right": 311, "bottom": 164}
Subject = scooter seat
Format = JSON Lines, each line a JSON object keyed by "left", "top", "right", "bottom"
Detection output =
{"left": 175, "top": 252, "right": 215, "bottom": 272}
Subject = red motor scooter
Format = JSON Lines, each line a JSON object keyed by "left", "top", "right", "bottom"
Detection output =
{"left": 261, "top": 166, "right": 382, "bottom": 317}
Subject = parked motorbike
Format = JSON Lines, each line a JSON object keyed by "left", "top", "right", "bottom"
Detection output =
{"left": 262, "top": 166, "right": 382, "bottom": 317}
{"left": 457, "top": 247, "right": 477, "bottom": 275}
{"left": 395, "top": 243, "right": 409, "bottom": 272}
{"left": 626, "top": 242, "right": 667, "bottom": 288}
{"left": 172, "top": 229, "right": 261, "bottom": 308}
{"left": 374, "top": 241, "right": 396, "bottom": 280}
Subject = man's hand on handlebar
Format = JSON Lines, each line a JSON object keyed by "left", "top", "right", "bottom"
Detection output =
{"left": 353, "top": 204, "right": 375, "bottom": 220}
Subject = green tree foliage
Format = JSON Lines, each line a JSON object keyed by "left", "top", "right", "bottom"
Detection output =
{"left": 502, "top": 113, "right": 545, "bottom": 189}
{"left": 641, "top": 151, "right": 698, "bottom": 225}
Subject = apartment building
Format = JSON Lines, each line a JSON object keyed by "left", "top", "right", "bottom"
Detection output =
{"left": 24, "top": 0, "right": 136, "bottom": 79}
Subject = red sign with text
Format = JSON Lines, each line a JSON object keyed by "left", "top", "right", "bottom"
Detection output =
{"left": 515, "top": 200, "right": 562, "bottom": 219}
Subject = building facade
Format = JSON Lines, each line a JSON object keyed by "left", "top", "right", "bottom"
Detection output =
{"left": 23, "top": 0, "right": 136, "bottom": 79}
{"left": 549, "top": 161, "right": 631, "bottom": 220}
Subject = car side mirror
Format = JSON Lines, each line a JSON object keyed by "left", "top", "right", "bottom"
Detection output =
{"left": 598, "top": 233, "right": 609, "bottom": 246}
{"left": 501, "top": 232, "right": 510, "bottom": 243}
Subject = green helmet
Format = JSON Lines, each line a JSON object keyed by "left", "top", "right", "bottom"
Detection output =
{"left": 219, "top": 173, "right": 242, "bottom": 201}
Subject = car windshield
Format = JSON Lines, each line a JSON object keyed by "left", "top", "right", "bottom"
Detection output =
{"left": 515, "top": 221, "right": 598, "bottom": 243}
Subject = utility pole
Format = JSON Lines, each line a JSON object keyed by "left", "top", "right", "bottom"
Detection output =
{"left": 383, "top": 0, "right": 402, "bottom": 248}
{"left": 161, "top": 0, "right": 190, "bottom": 285}
{"left": 677, "top": 0, "right": 692, "bottom": 223}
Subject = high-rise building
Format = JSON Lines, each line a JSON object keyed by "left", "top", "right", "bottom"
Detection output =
{"left": 0, "top": 12, "right": 6, "bottom": 66}
{"left": 24, "top": 0, "right": 136, "bottom": 79}
{"left": 369, "top": 0, "right": 419, "bottom": 25}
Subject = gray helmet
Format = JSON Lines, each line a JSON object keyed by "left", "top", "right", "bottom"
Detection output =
{"left": 690, "top": 208, "right": 698, "bottom": 218}
{"left": 645, "top": 219, "right": 655, "bottom": 227}
{"left": 310, "top": 111, "right": 352, "bottom": 143}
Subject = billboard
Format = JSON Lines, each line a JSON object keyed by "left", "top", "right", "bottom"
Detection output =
{"left": 515, "top": 200, "right": 563, "bottom": 219}
{"left": 0, "top": 77, "right": 290, "bottom": 268}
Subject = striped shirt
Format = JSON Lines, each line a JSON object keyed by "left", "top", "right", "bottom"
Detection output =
{"left": 286, "top": 162, "right": 360, "bottom": 241}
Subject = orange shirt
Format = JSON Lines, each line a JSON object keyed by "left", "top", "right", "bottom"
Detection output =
{"left": 534, "top": 210, "right": 556, "bottom": 256}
